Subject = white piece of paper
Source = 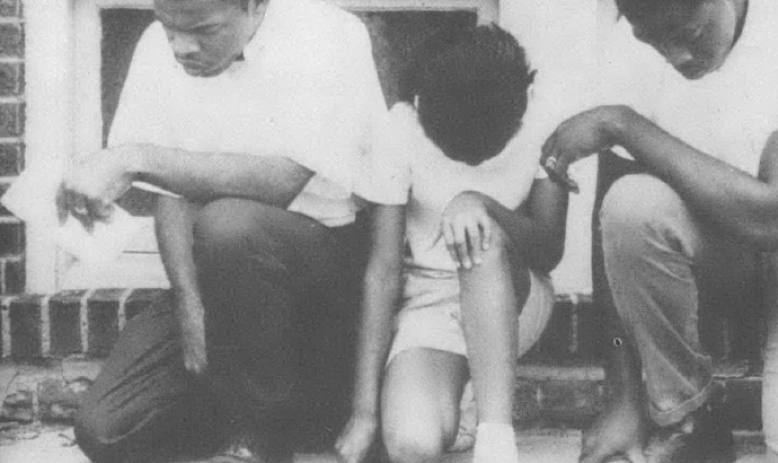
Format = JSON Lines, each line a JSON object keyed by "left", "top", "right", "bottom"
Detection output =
{"left": 0, "top": 162, "right": 143, "bottom": 268}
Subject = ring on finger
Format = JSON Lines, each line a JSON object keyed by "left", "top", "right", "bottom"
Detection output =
{"left": 545, "top": 157, "right": 558, "bottom": 170}
{"left": 73, "top": 205, "right": 88, "bottom": 215}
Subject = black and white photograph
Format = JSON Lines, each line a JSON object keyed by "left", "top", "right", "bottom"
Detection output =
{"left": 0, "top": 0, "right": 776, "bottom": 462}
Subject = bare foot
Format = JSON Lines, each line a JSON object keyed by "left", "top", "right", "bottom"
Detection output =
{"left": 579, "top": 398, "right": 649, "bottom": 463}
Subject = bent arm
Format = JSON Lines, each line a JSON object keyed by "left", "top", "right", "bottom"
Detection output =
{"left": 350, "top": 205, "right": 405, "bottom": 417}
{"left": 475, "top": 178, "right": 569, "bottom": 274}
{"left": 129, "top": 144, "right": 314, "bottom": 206}
{"left": 612, "top": 109, "right": 778, "bottom": 249}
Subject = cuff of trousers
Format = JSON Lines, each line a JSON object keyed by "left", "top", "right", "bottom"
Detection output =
{"left": 649, "top": 378, "right": 717, "bottom": 427}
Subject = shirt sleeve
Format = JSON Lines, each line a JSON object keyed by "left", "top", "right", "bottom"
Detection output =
{"left": 108, "top": 22, "right": 173, "bottom": 148}
{"left": 107, "top": 22, "right": 182, "bottom": 197}
{"left": 353, "top": 104, "right": 413, "bottom": 205}
{"left": 277, "top": 15, "right": 388, "bottom": 195}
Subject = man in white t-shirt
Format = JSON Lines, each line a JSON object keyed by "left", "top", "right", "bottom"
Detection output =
{"left": 59, "top": 1, "right": 386, "bottom": 462}
{"left": 541, "top": 0, "right": 778, "bottom": 462}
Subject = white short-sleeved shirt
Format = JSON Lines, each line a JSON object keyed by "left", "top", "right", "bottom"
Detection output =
{"left": 599, "top": 0, "right": 778, "bottom": 176}
{"left": 356, "top": 102, "right": 546, "bottom": 271}
{"left": 109, "top": 0, "right": 387, "bottom": 227}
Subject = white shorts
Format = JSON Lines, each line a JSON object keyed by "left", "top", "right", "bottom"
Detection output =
{"left": 386, "top": 265, "right": 555, "bottom": 365}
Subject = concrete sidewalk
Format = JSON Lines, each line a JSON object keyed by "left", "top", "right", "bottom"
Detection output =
{"left": 0, "top": 424, "right": 771, "bottom": 463}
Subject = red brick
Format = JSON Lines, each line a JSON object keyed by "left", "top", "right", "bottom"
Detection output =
{"left": 49, "top": 290, "right": 86, "bottom": 356}
{"left": 0, "top": 102, "right": 23, "bottom": 137}
{"left": 125, "top": 288, "right": 167, "bottom": 321}
{"left": 0, "top": 0, "right": 20, "bottom": 18}
{"left": 9, "top": 295, "right": 43, "bottom": 357}
{"left": 0, "top": 23, "right": 23, "bottom": 57}
{"left": 0, "top": 388, "right": 33, "bottom": 422}
{"left": 513, "top": 381, "right": 542, "bottom": 426}
{"left": 0, "top": 221, "right": 24, "bottom": 256}
{"left": 0, "top": 62, "right": 22, "bottom": 96}
{"left": 0, "top": 142, "right": 23, "bottom": 175}
{"left": 4, "top": 258, "right": 24, "bottom": 293}
{"left": 87, "top": 289, "right": 124, "bottom": 356}
{"left": 539, "top": 380, "right": 605, "bottom": 427}
{"left": 38, "top": 378, "right": 83, "bottom": 423}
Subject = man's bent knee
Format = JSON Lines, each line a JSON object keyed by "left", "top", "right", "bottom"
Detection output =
{"left": 74, "top": 402, "right": 125, "bottom": 463}
{"left": 600, "top": 174, "right": 696, "bottom": 258}
{"left": 600, "top": 175, "right": 686, "bottom": 238}
{"left": 193, "top": 199, "right": 270, "bottom": 254}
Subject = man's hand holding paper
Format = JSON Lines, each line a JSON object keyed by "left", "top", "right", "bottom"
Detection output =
{"left": 0, "top": 148, "right": 142, "bottom": 268}
{"left": 57, "top": 147, "right": 139, "bottom": 232}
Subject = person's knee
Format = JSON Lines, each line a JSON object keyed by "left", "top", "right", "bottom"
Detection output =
{"left": 383, "top": 423, "right": 448, "bottom": 463}
{"left": 600, "top": 174, "right": 686, "bottom": 251}
{"left": 193, "top": 199, "right": 278, "bottom": 265}
{"left": 480, "top": 219, "right": 512, "bottom": 263}
{"left": 194, "top": 199, "right": 255, "bottom": 252}
{"left": 74, "top": 401, "right": 124, "bottom": 463}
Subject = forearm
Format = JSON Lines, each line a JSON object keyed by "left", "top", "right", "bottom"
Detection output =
{"left": 126, "top": 144, "right": 313, "bottom": 206}
{"left": 155, "top": 196, "right": 204, "bottom": 330}
{"left": 351, "top": 267, "right": 401, "bottom": 414}
{"left": 351, "top": 205, "right": 405, "bottom": 415}
{"left": 612, "top": 109, "right": 778, "bottom": 248}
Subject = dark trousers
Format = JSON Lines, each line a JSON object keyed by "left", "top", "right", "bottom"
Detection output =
{"left": 75, "top": 199, "right": 365, "bottom": 463}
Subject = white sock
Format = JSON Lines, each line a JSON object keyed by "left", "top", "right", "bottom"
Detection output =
{"left": 473, "top": 423, "right": 519, "bottom": 463}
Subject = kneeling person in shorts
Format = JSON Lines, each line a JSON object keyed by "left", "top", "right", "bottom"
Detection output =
{"left": 336, "top": 24, "right": 571, "bottom": 463}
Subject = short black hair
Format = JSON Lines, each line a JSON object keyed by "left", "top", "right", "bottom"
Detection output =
{"left": 616, "top": 0, "right": 709, "bottom": 20}
{"left": 401, "top": 24, "right": 535, "bottom": 166}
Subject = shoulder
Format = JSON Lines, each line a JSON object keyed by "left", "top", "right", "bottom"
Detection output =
{"left": 134, "top": 22, "right": 169, "bottom": 59}
{"left": 276, "top": 0, "right": 368, "bottom": 45}
{"left": 384, "top": 103, "right": 425, "bottom": 145}
{"left": 129, "top": 21, "right": 176, "bottom": 71}
{"left": 268, "top": 0, "right": 371, "bottom": 73}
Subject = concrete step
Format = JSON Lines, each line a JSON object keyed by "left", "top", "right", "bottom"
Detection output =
{"left": 0, "top": 423, "right": 769, "bottom": 463}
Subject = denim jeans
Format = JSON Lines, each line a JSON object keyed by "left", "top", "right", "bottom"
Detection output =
{"left": 600, "top": 174, "right": 761, "bottom": 426}
{"left": 75, "top": 199, "right": 364, "bottom": 463}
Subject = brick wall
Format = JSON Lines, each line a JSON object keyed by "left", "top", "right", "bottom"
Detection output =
{"left": 0, "top": 0, "right": 24, "bottom": 295}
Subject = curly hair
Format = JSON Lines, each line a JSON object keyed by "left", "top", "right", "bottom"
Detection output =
{"left": 401, "top": 24, "right": 535, "bottom": 166}
{"left": 616, "top": 0, "right": 710, "bottom": 20}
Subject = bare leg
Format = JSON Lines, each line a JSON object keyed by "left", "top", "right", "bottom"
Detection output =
{"left": 458, "top": 225, "right": 527, "bottom": 463}
{"left": 579, "top": 332, "right": 648, "bottom": 463}
{"left": 458, "top": 224, "right": 527, "bottom": 426}
{"left": 382, "top": 349, "right": 469, "bottom": 463}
